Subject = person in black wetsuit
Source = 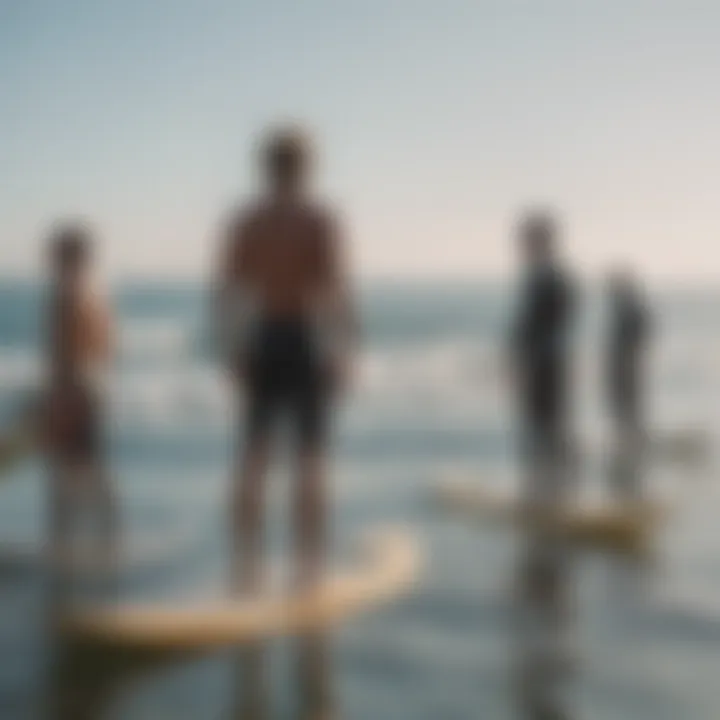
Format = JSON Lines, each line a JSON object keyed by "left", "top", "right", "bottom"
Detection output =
{"left": 508, "top": 211, "right": 576, "bottom": 492}
{"left": 606, "top": 270, "right": 651, "bottom": 446}
{"left": 212, "top": 126, "right": 358, "bottom": 595}
{"left": 507, "top": 213, "right": 579, "bottom": 719}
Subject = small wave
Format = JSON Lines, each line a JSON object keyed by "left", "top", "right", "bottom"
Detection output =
{"left": 109, "top": 367, "right": 231, "bottom": 428}
{"left": 0, "top": 350, "right": 41, "bottom": 388}
{"left": 118, "top": 319, "right": 195, "bottom": 365}
{"left": 359, "top": 339, "right": 500, "bottom": 399}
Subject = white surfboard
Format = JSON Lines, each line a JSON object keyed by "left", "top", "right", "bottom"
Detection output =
{"left": 61, "top": 528, "right": 421, "bottom": 650}
{"left": 432, "top": 479, "right": 667, "bottom": 552}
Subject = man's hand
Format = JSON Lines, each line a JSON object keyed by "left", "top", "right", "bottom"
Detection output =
{"left": 328, "top": 353, "right": 353, "bottom": 397}
{"left": 232, "top": 360, "right": 247, "bottom": 388}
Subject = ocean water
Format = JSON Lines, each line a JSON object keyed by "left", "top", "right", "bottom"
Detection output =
{"left": 0, "top": 279, "right": 718, "bottom": 719}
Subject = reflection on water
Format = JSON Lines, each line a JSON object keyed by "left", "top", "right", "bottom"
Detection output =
{"left": 44, "top": 591, "right": 337, "bottom": 720}
{"left": 513, "top": 528, "right": 576, "bottom": 720}
{"left": 511, "top": 435, "right": 660, "bottom": 720}
{"left": 230, "top": 633, "right": 335, "bottom": 720}
{"left": 513, "top": 425, "right": 578, "bottom": 720}
{"left": 606, "top": 436, "right": 645, "bottom": 505}
{"left": 46, "top": 634, "right": 151, "bottom": 720}
{"left": 0, "top": 282, "right": 717, "bottom": 719}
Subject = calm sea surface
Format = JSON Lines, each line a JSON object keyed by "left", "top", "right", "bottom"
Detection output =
{"left": 0, "top": 279, "right": 718, "bottom": 719}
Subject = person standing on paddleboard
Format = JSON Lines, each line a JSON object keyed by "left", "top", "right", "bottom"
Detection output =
{"left": 43, "top": 224, "right": 116, "bottom": 585}
{"left": 605, "top": 269, "right": 651, "bottom": 449}
{"left": 508, "top": 211, "right": 577, "bottom": 498}
{"left": 212, "top": 126, "right": 358, "bottom": 593}
{"left": 604, "top": 269, "right": 651, "bottom": 502}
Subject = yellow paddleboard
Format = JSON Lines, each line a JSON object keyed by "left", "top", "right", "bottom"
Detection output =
{"left": 650, "top": 431, "right": 710, "bottom": 464}
{"left": 62, "top": 528, "right": 421, "bottom": 650}
{"left": 433, "top": 480, "right": 667, "bottom": 552}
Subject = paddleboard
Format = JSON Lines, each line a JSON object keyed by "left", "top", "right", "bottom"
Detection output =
{"left": 579, "top": 430, "right": 711, "bottom": 467}
{"left": 649, "top": 430, "right": 710, "bottom": 464}
{"left": 62, "top": 528, "right": 421, "bottom": 649}
{"left": 432, "top": 480, "right": 667, "bottom": 552}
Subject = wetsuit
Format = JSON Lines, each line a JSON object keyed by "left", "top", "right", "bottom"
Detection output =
{"left": 511, "top": 263, "right": 575, "bottom": 438}
{"left": 607, "top": 293, "right": 649, "bottom": 430}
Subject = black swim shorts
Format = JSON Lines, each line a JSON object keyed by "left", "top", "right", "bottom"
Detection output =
{"left": 242, "top": 318, "right": 330, "bottom": 449}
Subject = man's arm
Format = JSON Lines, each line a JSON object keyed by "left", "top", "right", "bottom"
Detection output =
{"left": 210, "top": 212, "right": 249, "bottom": 368}
{"left": 84, "top": 287, "right": 114, "bottom": 365}
{"left": 317, "top": 212, "right": 359, "bottom": 392}
{"left": 552, "top": 270, "right": 575, "bottom": 355}
{"left": 211, "top": 216, "right": 239, "bottom": 319}
{"left": 638, "top": 296, "right": 651, "bottom": 343}
{"left": 320, "top": 212, "right": 359, "bottom": 352}
{"left": 508, "top": 286, "right": 527, "bottom": 366}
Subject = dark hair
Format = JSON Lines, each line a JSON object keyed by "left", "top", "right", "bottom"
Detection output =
{"left": 607, "top": 267, "right": 635, "bottom": 294}
{"left": 261, "top": 126, "right": 311, "bottom": 185}
{"left": 49, "top": 223, "right": 91, "bottom": 270}
{"left": 520, "top": 210, "right": 556, "bottom": 242}
{"left": 518, "top": 209, "right": 557, "bottom": 259}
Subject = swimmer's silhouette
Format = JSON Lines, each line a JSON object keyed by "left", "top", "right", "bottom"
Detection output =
{"left": 508, "top": 211, "right": 576, "bottom": 504}
{"left": 42, "top": 224, "right": 117, "bottom": 599}
{"left": 212, "top": 126, "right": 358, "bottom": 593}
{"left": 605, "top": 269, "right": 651, "bottom": 451}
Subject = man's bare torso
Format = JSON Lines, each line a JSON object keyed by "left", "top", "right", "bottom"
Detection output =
{"left": 49, "top": 280, "right": 111, "bottom": 385}
{"left": 46, "top": 278, "right": 112, "bottom": 458}
{"left": 225, "top": 198, "right": 336, "bottom": 319}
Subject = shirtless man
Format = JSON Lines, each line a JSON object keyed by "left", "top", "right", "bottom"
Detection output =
{"left": 213, "top": 127, "right": 357, "bottom": 593}
{"left": 44, "top": 224, "right": 115, "bottom": 582}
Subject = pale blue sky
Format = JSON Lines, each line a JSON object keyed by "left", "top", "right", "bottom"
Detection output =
{"left": 2, "top": 1, "right": 719, "bottom": 280}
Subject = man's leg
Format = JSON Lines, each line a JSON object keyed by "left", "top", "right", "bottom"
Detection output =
{"left": 293, "top": 447, "right": 326, "bottom": 591}
{"left": 231, "top": 426, "right": 271, "bottom": 595}
{"left": 521, "top": 415, "right": 571, "bottom": 516}
{"left": 47, "top": 457, "right": 81, "bottom": 612}
{"left": 88, "top": 458, "right": 118, "bottom": 593}
{"left": 82, "top": 396, "right": 118, "bottom": 585}
{"left": 293, "top": 381, "right": 329, "bottom": 591}
{"left": 49, "top": 462, "right": 69, "bottom": 560}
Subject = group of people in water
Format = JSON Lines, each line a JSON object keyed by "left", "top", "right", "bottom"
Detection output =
{"left": 510, "top": 209, "right": 651, "bottom": 495}
{"left": 506, "top": 214, "right": 651, "bottom": 717}
{"left": 40, "top": 125, "right": 651, "bottom": 595}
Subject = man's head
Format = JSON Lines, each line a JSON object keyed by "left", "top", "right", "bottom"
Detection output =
{"left": 49, "top": 222, "right": 92, "bottom": 280}
{"left": 260, "top": 125, "right": 312, "bottom": 194}
{"left": 607, "top": 267, "right": 636, "bottom": 302}
{"left": 518, "top": 210, "right": 558, "bottom": 266}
